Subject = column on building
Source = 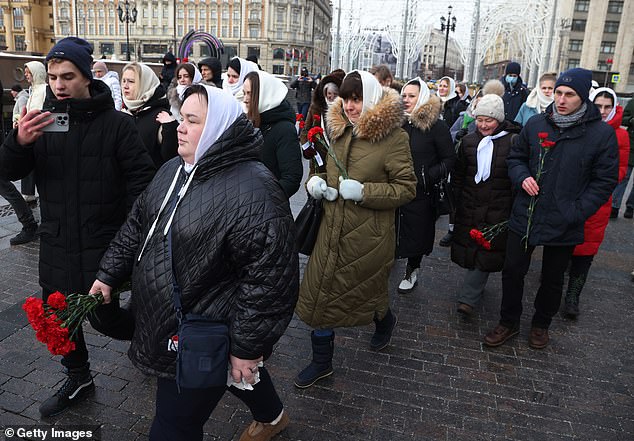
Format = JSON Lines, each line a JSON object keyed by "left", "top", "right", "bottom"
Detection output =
{"left": 2, "top": 5, "right": 13, "bottom": 50}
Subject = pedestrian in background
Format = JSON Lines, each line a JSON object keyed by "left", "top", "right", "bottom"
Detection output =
{"left": 0, "top": 37, "right": 155, "bottom": 417}
{"left": 93, "top": 61, "right": 123, "bottom": 111}
{"left": 243, "top": 70, "right": 303, "bottom": 198}
{"left": 437, "top": 76, "right": 466, "bottom": 128}
{"left": 90, "top": 84, "right": 298, "bottom": 441}
{"left": 22, "top": 61, "right": 46, "bottom": 203}
{"left": 159, "top": 52, "right": 176, "bottom": 91}
{"left": 198, "top": 57, "right": 223, "bottom": 88}
{"left": 562, "top": 87, "right": 630, "bottom": 318}
{"left": 223, "top": 57, "right": 259, "bottom": 103}
{"left": 289, "top": 67, "right": 316, "bottom": 119}
{"left": 484, "top": 68, "right": 618, "bottom": 350}
{"left": 514, "top": 72, "right": 556, "bottom": 127}
{"left": 11, "top": 84, "right": 29, "bottom": 128}
{"left": 450, "top": 94, "right": 520, "bottom": 316}
{"left": 396, "top": 77, "right": 455, "bottom": 293}
{"left": 501, "top": 61, "right": 528, "bottom": 121}
{"left": 295, "top": 70, "right": 416, "bottom": 388}
{"left": 370, "top": 64, "right": 394, "bottom": 87}
{"left": 167, "top": 62, "right": 203, "bottom": 120}
{"left": 612, "top": 95, "right": 634, "bottom": 218}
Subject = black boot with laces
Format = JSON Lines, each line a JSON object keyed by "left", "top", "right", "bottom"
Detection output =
{"left": 39, "top": 366, "right": 94, "bottom": 417}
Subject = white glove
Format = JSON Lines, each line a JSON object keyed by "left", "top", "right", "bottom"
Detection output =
{"left": 339, "top": 179, "right": 364, "bottom": 201}
{"left": 306, "top": 176, "right": 339, "bottom": 201}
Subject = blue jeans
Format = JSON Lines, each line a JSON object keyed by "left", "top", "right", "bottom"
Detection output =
{"left": 297, "top": 102, "right": 310, "bottom": 120}
{"left": 612, "top": 165, "right": 634, "bottom": 210}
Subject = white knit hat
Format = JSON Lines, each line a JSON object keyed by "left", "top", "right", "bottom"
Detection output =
{"left": 472, "top": 94, "right": 505, "bottom": 122}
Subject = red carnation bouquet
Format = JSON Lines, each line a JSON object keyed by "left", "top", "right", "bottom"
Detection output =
{"left": 306, "top": 123, "right": 348, "bottom": 179}
{"left": 470, "top": 221, "right": 508, "bottom": 250}
{"left": 23, "top": 283, "right": 130, "bottom": 356}
{"left": 523, "top": 132, "right": 556, "bottom": 249}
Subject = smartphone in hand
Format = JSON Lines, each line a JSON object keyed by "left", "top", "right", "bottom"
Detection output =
{"left": 40, "top": 113, "right": 70, "bottom": 133}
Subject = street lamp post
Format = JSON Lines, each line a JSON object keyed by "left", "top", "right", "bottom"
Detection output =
{"left": 117, "top": 0, "right": 138, "bottom": 61}
{"left": 440, "top": 5, "right": 456, "bottom": 77}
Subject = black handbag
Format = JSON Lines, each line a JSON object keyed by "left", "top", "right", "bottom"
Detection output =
{"left": 168, "top": 226, "right": 229, "bottom": 392}
{"left": 430, "top": 163, "right": 455, "bottom": 219}
{"left": 295, "top": 195, "right": 323, "bottom": 255}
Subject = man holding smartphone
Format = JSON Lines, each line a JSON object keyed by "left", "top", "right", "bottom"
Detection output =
{"left": 0, "top": 37, "right": 155, "bottom": 417}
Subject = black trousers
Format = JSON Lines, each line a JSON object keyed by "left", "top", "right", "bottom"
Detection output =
{"left": 500, "top": 231, "right": 574, "bottom": 329}
{"left": 0, "top": 178, "right": 36, "bottom": 228}
{"left": 149, "top": 368, "right": 283, "bottom": 441}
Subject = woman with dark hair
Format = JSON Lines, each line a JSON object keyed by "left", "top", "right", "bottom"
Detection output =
{"left": 438, "top": 76, "right": 467, "bottom": 127}
{"left": 166, "top": 62, "right": 202, "bottom": 120}
{"left": 562, "top": 87, "right": 630, "bottom": 318}
{"left": 121, "top": 62, "right": 179, "bottom": 168}
{"left": 395, "top": 78, "right": 456, "bottom": 293}
{"left": 90, "top": 84, "right": 298, "bottom": 441}
{"left": 294, "top": 70, "right": 416, "bottom": 389}
{"left": 243, "top": 71, "right": 303, "bottom": 198}
{"left": 223, "top": 57, "right": 259, "bottom": 102}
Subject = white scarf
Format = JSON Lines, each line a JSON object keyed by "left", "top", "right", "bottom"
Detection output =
{"left": 438, "top": 76, "right": 457, "bottom": 102}
{"left": 122, "top": 63, "right": 161, "bottom": 112}
{"left": 255, "top": 71, "right": 288, "bottom": 113}
{"left": 176, "top": 63, "right": 203, "bottom": 101}
{"left": 222, "top": 57, "right": 259, "bottom": 98}
{"left": 349, "top": 70, "right": 383, "bottom": 113}
{"left": 403, "top": 76, "right": 430, "bottom": 117}
{"left": 589, "top": 87, "right": 618, "bottom": 122}
{"left": 525, "top": 87, "right": 553, "bottom": 113}
{"left": 475, "top": 131, "right": 509, "bottom": 184}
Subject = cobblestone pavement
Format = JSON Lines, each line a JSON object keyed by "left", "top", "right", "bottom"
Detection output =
{"left": 0, "top": 170, "right": 632, "bottom": 440}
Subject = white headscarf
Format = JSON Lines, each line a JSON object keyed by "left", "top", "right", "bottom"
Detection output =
{"left": 438, "top": 76, "right": 457, "bottom": 102}
{"left": 222, "top": 57, "right": 259, "bottom": 98}
{"left": 525, "top": 87, "right": 553, "bottom": 113}
{"left": 403, "top": 77, "right": 430, "bottom": 116}
{"left": 122, "top": 62, "right": 161, "bottom": 112}
{"left": 176, "top": 62, "right": 203, "bottom": 100}
{"left": 254, "top": 71, "right": 288, "bottom": 113}
{"left": 346, "top": 70, "right": 383, "bottom": 114}
{"left": 589, "top": 87, "right": 618, "bottom": 122}
{"left": 184, "top": 84, "right": 245, "bottom": 172}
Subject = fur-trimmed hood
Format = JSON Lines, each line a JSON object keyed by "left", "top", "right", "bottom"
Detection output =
{"left": 407, "top": 95, "right": 442, "bottom": 132}
{"left": 327, "top": 87, "right": 404, "bottom": 143}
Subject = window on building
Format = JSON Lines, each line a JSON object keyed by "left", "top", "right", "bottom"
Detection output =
{"left": 177, "top": 8, "right": 184, "bottom": 19}
{"left": 61, "top": 24, "right": 70, "bottom": 35}
{"left": 109, "top": 24, "right": 114, "bottom": 34}
{"left": 98, "top": 8, "right": 104, "bottom": 18}
{"left": 273, "top": 48, "right": 285, "bottom": 59}
{"left": 600, "top": 41, "right": 616, "bottom": 54}
{"left": 88, "top": 8, "right": 94, "bottom": 18}
{"left": 89, "top": 24, "right": 94, "bottom": 34}
{"left": 0, "top": 11, "right": 4, "bottom": 28}
{"left": 100, "top": 42, "right": 114, "bottom": 55}
{"left": 222, "top": 7, "right": 229, "bottom": 19}
{"left": 79, "top": 8, "right": 85, "bottom": 18}
{"left": 567, "top": 58, "right": 580, "bottom": 69}
{"left": 574, "top": 0, "right": 590, "bottom": 12}
{"left": 272, "top": 65, "right": 284, "bottom": 75}
{"left": 121, "top": 42, "right": 131, "bottom": 54}
{"left": 607, "top": 1, "right": 624, "bottom": 13}
{"left": 604, "top": 21, "right": 620, "bottom": 33}
{"left": 221, "top": 25, "right": 228, "bottom": 37}
{"left": 292, "top": 10, "right": 299, "bottom": 24}
{"left": 109, "top": 9, "right": 114, "bottom": 18}
{"left": 597, "top": 60, "right": 611, "bottom": 71}
{"left": 233, "top": 9, "right": 240, "bottom": 20}
{"left": 178, "top": 25, "right": 183, "bottom": 35}
{"left": 249, "top": 26, "right": 259, "bottom": 38}
{"left": 211, "top": 8, "right": 217, "bottom": 20}
{"left": 277, "top": 9, "right": 284, "bottom": 22}
{"left": 153, "top": 8, "right": 158, "bottom": 18}
{"left": 15, "top": 34, "right": 26, "bottom": 51}
{"left": 60, "top": 8, "right": 69, "bottom": 19}
{"left": 250, "top": 9, "right": 260, "bottom": 20}
{"left": 233, "top": 26, "right": 239, "bottom": 38}
{"left": 79, "top": 23, "right": 85, "bottom": 34}
{"left": 569, "top": 39, "right": 583, "bottom": 52}
{"left": 188, "top": 8, "right": 195, "bottom": 19}
{"left": 571, "top": 19, "right": 586, "bottom": 32}
{"left": 629, "top": 62, "right": 634, "bottom": 76}
{"left": 99, "top": 24, "right": 104, "bottom": 34}
{"left": 13, "top": 8, "right": 24, "bottom": 28}
{"left": 276, "top": 30, "right": 283, "bottom": 40}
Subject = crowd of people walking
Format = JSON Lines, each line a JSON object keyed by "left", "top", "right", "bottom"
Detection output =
{"left": 2, "top": 36, "right": 632, "bottom": 441}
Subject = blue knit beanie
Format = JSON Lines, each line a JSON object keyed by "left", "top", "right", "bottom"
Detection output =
{"left": 555, "top": 68, "right": 593, "bottom": 102}
{"left": 46, "top": 37, "right": 94, "bottom": 80}
{"left": 505, "top": 62, "right": 521, "bottom": 75}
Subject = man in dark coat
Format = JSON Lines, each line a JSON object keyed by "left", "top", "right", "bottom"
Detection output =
{"left": 484, "top": 68, "right": 619, "bottom": 349}
{"left": 160, "top": 51, "right": 177, "bottom": 91}
{"left": 501, "top": 61, "right": 528, "bottom": 121}
{"left": 0, "top": 37, "right": 155, "bottom": 417}
{"left": 289, "top": 67, "right": 315, "bottom": 119}
{"left": 198, "top": 56, "right": 223, "bottom": 88}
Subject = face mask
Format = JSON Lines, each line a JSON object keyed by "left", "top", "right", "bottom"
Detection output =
{"left": 506, "top": 75, "right": 517, "bottom": 86}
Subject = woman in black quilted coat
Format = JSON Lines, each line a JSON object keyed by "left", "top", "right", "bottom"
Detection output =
{"left": 89, "top": 85, "right": 299, "bottom": 441}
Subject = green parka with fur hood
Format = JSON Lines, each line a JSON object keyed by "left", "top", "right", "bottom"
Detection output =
{"left": 296, "top": 88, "right": 417, "bottom": 328}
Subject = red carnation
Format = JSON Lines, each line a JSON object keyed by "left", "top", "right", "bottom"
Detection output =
{"left": 538, "top": 132, "right": 548, "bottom": 140}
{"left": 313, "top": 114, "right": 321, "bottom": 123}
{"left": 307, "top": 126, "right": 324, "bottom": 143}
{"left": 296, "top": 114, "right": 304, "bottom": 121}
{"left": 299, "top": 121, "right": 305, "bottom": 129}
{"left": 541, "top": 140, "right": 555, "bottom": 148}
{"left": 47, "top": 292, "right": 67, "bottom": 310}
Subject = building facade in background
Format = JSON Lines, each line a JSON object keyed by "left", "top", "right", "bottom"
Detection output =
{"left": 48, "top": 0, "right": 331, "bottom": 75}
{"left": 0, "top": 0, "right": 55, "bottom": 53}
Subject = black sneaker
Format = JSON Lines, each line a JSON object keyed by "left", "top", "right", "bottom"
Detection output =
{"left": 9, "top": 226, "right": 38, "bottom": 246}
{"left": 625, "top": 207, "right": 633, "bottom": 219}
{"left": 39, "top": 371, "right": 94, "bottom": 417}
{"left": 439, "top": 231, "right": 453, "bottom": 247}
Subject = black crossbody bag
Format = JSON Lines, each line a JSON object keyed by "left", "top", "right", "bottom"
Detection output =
{"left": 168, "top": 227, "right": 230, "bottom": 392}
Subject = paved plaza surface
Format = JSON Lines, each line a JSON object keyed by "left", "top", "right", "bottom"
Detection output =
{"left": 0, "top": 170, "right": 632, "bottom": 441}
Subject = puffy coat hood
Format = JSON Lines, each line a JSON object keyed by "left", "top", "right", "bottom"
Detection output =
{"left": 407, "top": 95, "right": 442, "bottom": 131}
{"left": 25, "top": 61, "right": 47, "bottom": 85}
{"left": 327, "top": 87, "right": 404, "bottom": 143}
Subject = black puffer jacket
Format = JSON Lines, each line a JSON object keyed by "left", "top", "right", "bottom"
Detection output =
{"left": 0, "top": 80, "right": 155, "bottom": 294}
{"left": 451, "top": 121, "right": 520, "bottom": 272}
{"left": 441, "top": 95, "right": 467, "bottom": 128}
{"left": 396, "top": 95, "right": 456, "bottom": 258}
{"left": 127, "top": 85, "right": 178, "bottom": 167}
{"left": 507, "top": 103, "right": 619, "bottom": 246}
{"left": 96, "top": 114, "right": 299, "bottom": 378}
{"left": 259, "top": 99, "right": 303, "bottom": 198}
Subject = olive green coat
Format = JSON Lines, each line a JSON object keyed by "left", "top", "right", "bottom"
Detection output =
{"left": 296, "top": 88, "right": 417, "bottom": 328}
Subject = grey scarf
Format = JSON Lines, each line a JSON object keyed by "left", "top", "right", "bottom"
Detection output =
{"left": 551, "top": 102, "right": 587, "bottom": 129}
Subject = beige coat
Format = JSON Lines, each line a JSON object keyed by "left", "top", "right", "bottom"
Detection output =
{"left": 296, "top": 88, "right": 416, "bottom": 328}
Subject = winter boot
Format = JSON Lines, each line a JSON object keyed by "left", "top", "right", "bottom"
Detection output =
{"left": 10, "top": 223, "right": 38, "bottom": 246}
{"left": 397, "top": 265, "right": 418, "bottom": 294}
{"left": 294, "top": 331, "right": 334, "bottom": 389}
{"left": 562, "top": 273, "right": 586, "bottom": 319}
{"left": 370, "top": 308, "right": 397, "bottom": 351}
{"left": 39, "top": 365, "right": 94, "bottom": 417}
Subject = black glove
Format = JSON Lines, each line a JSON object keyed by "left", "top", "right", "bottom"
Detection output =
{"left": 455, "top": 127, "right": 469, "bottom": 141}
